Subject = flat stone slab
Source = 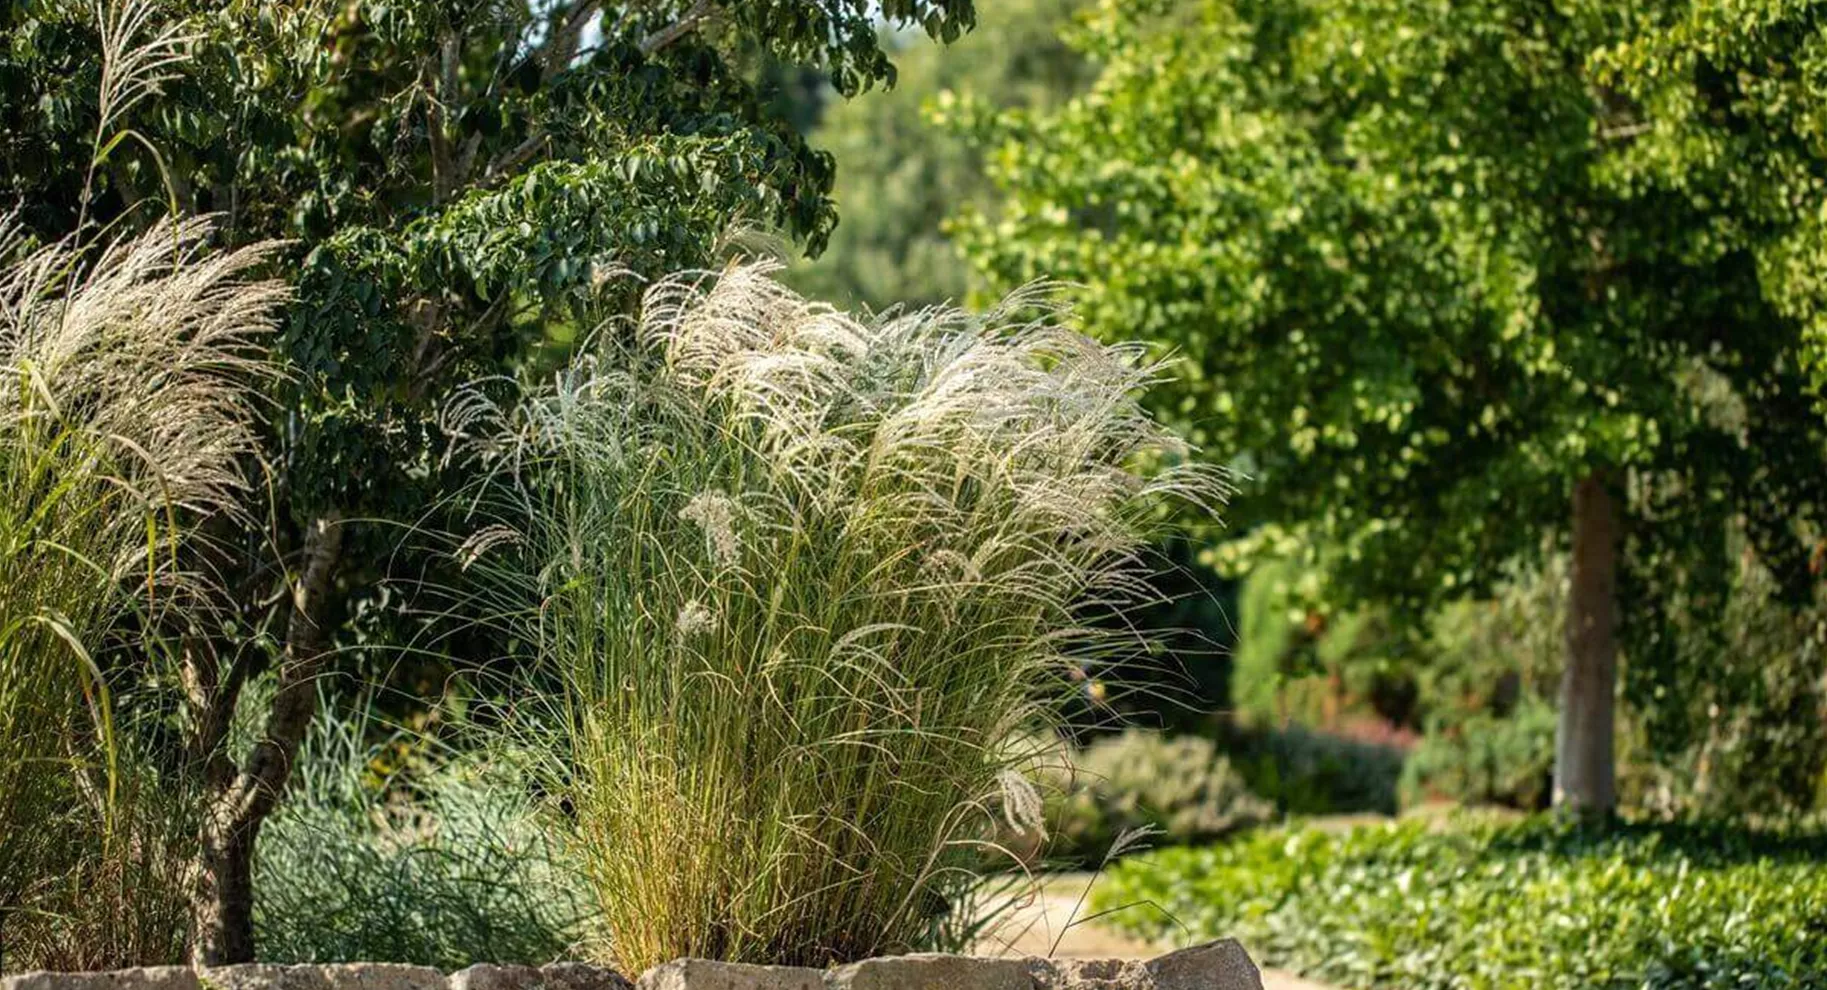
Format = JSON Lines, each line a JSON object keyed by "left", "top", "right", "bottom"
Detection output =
{"left": 314, "top": 966, "right": 445, "bottom": 990}
{"left": 200, "top": 966, "right": 333, "bottom": 990}
{"left": 3, "top": 940, "right": 1258, "bottom": 990}
{"left": 445, "top": 966, "right": 631, "bottom": 990}
{"left": 537, "top": 963, "right": 633, "bottom": 990}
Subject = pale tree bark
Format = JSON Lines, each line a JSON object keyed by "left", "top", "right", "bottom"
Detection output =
{"left": 192, "top": 514, "right": 345, "bottom": 964}
{"left": 1554, "top": 470, "right": 1619, "bottom": 817}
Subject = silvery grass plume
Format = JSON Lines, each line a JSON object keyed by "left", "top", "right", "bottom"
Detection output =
{"left": 456, "top": 260, "right": 1230, "bottom": 973}
{"left": 0, "top": 216, "right": 283, "bottom": 962}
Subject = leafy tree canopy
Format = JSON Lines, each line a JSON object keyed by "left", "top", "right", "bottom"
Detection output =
{"left": 954, "top": 0, "right": 1827, "bottom": 619}
{"left": 786, "top": 0, "right": 1093, "bottom": 310}
{"left": 3, "top": 0, "right": 974, "bottom": 524}
{"left": 1592, "top": 0, "right": 1827, "bottom": 391}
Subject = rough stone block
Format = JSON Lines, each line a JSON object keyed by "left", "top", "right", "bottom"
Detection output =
{"left": 200, "top": 965, "right": 332, "bottom": 990}
{"left": 635, "top": 960, "right": 822, "bottom": 990}
{"left": 448, "top": 966, "right": 542, "bottom": 990}
{"left": 824, "top": 955, "right": 1033, "bottom": 990}
{"left": 314, "top": 965, "right": 444, "bottom": 990}
{"left": 2, "top": 939, "right": 1261, "bottom": 990}
{"left": 538, "top": 964, "right": 632, "bottom": 990}
{"left": 3, "top": 969, "right": 201, "bottom": 990}
{"left": 1028, "top": 957, "right": 1151, "bottom": 990}
{"left": 1143, "top": 940, "right": 1262, "bottom": 990}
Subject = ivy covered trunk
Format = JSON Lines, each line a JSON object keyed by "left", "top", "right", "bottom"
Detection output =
{"left": 1555, "top": 471, "right": 1619, "bottom": 816}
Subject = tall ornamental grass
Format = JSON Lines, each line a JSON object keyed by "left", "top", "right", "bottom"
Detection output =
{"left": 457, "top": 263, "right": 1227, "bottom": 972}
{"left": 0, "top": 218, "right": 280, "bottom": 967}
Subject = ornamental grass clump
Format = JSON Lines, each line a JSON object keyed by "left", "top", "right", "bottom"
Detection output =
{"left": 459, "top": 262, "right": 1227, "bottom": 972}
{"left": 0, "top": 218, "right": 280, "bottom": 964}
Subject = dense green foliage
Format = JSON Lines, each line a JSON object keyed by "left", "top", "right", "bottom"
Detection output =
{"left": 0, "top": 0, "right": 984, "bottom": 963}
{"left": 1043, "top": 731, "right": 1272, "bottom": 865}
{"left": 1230, "top": 536, "right": 1826, "bottom": 814}
{"left": 11, "top": 0, "right": 1827, "bottom": 974}
{"left": 1219, "top": 723, "right": 1405, "bottom": 816}
{"left": 1098, "top": 817, "right": 1827, "bottom": 989}
{"left": 0, "top": 0, "right": 957, "bottom": 528}
{"left": 956, "top": 0, "right": 1826, "bottom": 610}
{"left": 1591, "top": 2, "right": 1827, "bottom": 392}
{"left": 1400, "top": 701, "right": 1557, "bottom": 810}
{"left": 785, "top": 0, "right": 1092, "bottom": 310}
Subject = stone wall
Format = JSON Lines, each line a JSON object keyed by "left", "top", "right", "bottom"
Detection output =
{"left": 3, "top": 940, "right": 1259, "bottom": 990}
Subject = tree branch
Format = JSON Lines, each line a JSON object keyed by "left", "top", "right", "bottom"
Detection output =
{"left": 225, "top": 513, "right": 345, "bottom": 826}
{"left": 484, "top": 130, "right": 550, "bottom": 182}
{"left": 543, "top": 0, "right": 603, "bottom": 80}
{"left": 482, "top": 3, "right": 718, "bottom": 186}
{"left": 453, "top": 130, "right": 484, "bottom": 190}
{"left": 639, "top": 0, "right": 717, "bottom": 56}
{"left": 429, "top": 31, "right": 462, "bottom": 204}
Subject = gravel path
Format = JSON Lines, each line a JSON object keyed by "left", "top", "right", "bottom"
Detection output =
{"left": 972, "top": 880, "right": 1337, "bottom": 990}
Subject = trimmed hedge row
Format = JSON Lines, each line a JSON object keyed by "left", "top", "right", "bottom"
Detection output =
{"left": 1093, "top": 816, "right": 1827, "bottom": 989}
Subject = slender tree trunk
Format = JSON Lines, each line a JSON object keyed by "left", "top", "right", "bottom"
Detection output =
{"left": 1555, "top": 471, "right": 1619, "bottom": 817}
{"left": 193, "top": 810, "right": 262, "bottom": 964}
{"left": 192, "top": 514, "right": 344, "bottom": 964}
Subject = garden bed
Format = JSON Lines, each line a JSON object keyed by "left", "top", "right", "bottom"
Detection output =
{"left": 1094, "top": 816, "right": 1827, "bottom": 989}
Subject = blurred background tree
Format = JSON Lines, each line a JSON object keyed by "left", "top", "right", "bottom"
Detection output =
{"left": 950, "top": 0, "right": 1827, "bottom": 818}
{"left": 782, "top": 0, "right": 1095, "bottom": 310}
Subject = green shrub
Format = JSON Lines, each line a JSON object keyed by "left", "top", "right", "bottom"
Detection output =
{"left": 1623, "top": 549, "right": 1827, "bottom": 818}
{"left": 1096, "top": 817, "right": 1827, "bottom": 989}
{"left": 1045, "top": 731, "right": 1273, "bottom": 865}
{"left": 1399, "top": 698, "right": 1557, "bottom": 810}
{"left": 467, "top": 264, "right": 1224, "bottom": 972}
{"left": 1220, "top": 723, "right": 1406, "bottom": 815}
{"left": 253, "top": 706, "right": 585, "bottom": 968}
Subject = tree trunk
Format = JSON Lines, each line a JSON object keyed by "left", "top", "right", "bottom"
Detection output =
{"left": 191, "top": 514, "right": 344, "bottom": 964}
{"left": 1555, "top": 471, "right": 1619, "bottom": 817}
{"left": 193, "top": 808, "right": 262, "bottom": 964}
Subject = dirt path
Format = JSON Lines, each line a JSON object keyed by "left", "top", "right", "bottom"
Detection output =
{"left": 971, "top": 879, "right": 1337, "bottom": 990}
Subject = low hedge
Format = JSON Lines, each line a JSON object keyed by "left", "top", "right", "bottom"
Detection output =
{"left": 1044, "top": 730, "right": 1274, "bottom": 865}
{"left": 1093, "top": 816, "right": 1827, "bottom": 989}
{"left": 1218, "top": 723, "right": 1406, "bottom": 816}
{"left": 1398, "top": 699, "right": 1557, "bottom": 811}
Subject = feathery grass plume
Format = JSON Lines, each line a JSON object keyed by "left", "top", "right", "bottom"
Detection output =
{"left": 459, "top": 260, "right": 1230, "bottom": 972}
{"left": 0, "top": 216, "right": 283, "bottom": 967}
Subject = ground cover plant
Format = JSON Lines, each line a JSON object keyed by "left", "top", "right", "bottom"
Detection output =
{"left": 1095, "top": 816, "right": 1827, "bottom": 989}
{"left": 458, "top": 263, "right": 1227, "bottom": 972}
